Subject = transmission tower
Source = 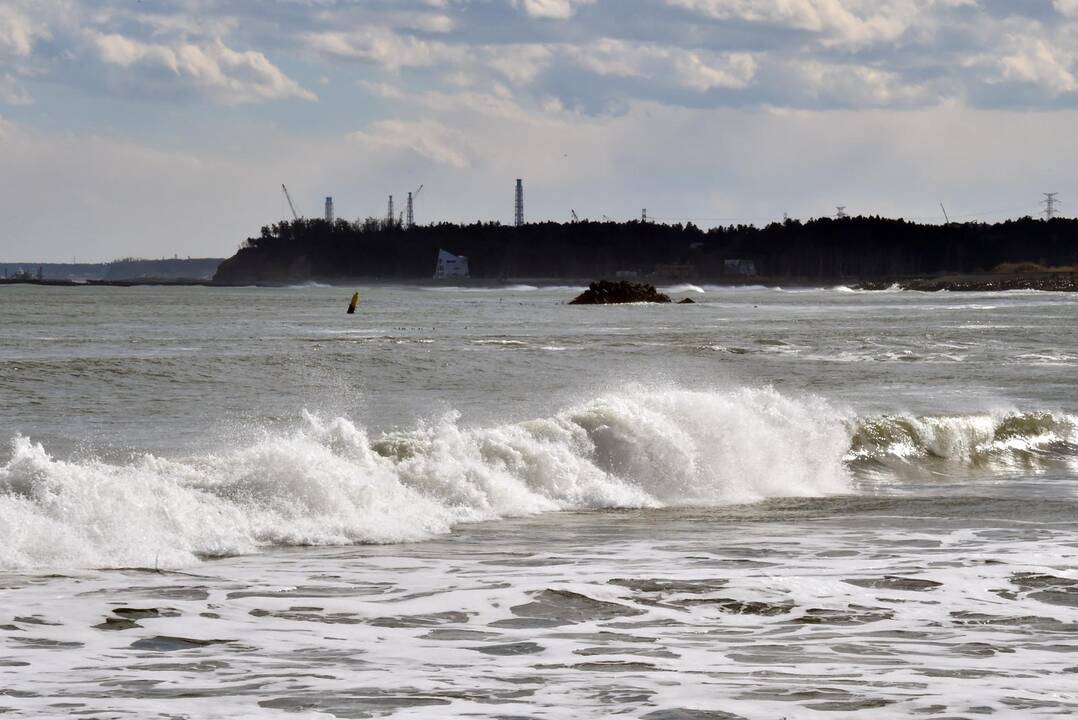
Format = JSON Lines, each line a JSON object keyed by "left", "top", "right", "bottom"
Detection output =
{"left": 514, "top": 179, "right": 524, "bottom": 227}
{"left": 1042, "top": 192, "right": 1060, "bottom": 220}
{"left": 835, "top": 206, "right": 848, "bottom": 219}
{"left": 641, "top": 208, "right": 647, "bottom": 223}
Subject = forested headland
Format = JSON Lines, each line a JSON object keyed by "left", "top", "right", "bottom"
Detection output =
{"left": 212, "top": 215, "right": 1078, "bottom": 284}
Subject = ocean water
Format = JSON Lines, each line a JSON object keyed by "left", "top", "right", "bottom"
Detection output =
{"left": 1, "top": 284, "right": 1077, "bottom": 719}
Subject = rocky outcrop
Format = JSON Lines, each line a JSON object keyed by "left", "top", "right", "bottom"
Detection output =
{"left": 213, "top": 249, "right": 311, "bottom": 285}
{"left": 570, "top": 281, "right": 672, "bottom": 304}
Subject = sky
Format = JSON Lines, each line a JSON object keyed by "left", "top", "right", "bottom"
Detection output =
{"left": 0, "top": 0, "right": 1076, "bottom": 262}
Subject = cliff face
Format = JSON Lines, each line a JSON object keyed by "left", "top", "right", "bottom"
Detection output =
{"left": 212, "top": 216, "right": 1078, "bottom": 284}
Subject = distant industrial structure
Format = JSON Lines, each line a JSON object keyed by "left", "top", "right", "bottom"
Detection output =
{"left": 324, "top": 197, "right": 334, "bottom": 223}
{"left": 281, "top": 184, "right": 300, "bottom": 220}
{"left": 406, "top": 185, "right": 423, "bottom": 228}
{"left": 515, "top": 179, "right": 524, "bottom": 227}
{"left": 387, "top": 195, "right": 395, "bottom": 225}
{"left": 433, "top": 249, "right": 469, "bottom": 279}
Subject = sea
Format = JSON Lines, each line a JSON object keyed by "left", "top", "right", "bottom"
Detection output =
{"left": 1, "top": 283, "right": 1076, "bottom": 719}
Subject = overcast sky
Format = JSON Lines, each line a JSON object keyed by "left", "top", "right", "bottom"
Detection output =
{"left": 1, "top": 0, "right": 1076, "bottom": 261}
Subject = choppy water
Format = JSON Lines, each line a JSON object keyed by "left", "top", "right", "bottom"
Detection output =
{"left": 2, "top": 284, "right": 1077, "bottom": 718}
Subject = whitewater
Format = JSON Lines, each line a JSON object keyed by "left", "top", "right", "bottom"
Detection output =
{"left": 2, "top": 284, "right": 1077, "bottom": 718}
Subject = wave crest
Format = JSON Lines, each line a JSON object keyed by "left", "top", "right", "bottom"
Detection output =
{"left": 0, "top": 388, "right": 850, "bottom": 570}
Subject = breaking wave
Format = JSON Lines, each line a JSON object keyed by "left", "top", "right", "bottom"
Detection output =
{"left": 2, "top": 387, "right": 1076, "bottom": 570}
{"left": 0, "top": 388, "right": 847, "bottom": 570}
{"left": 849, "top": 411, "right": 1078, "bottom": 475}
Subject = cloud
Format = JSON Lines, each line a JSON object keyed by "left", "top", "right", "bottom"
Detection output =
{"left": 516, "top": 0, "right": 595, "bottom": 20}
{"left": 306, "top": 27, "right": 464, "bottom": 69}
{"left": 1056, "top": 0, "right": 1078, "bottom": 18}
{"left": 0, "top": 5, "right": 48, "bottom": 56}
{"left": 87, "top": 32, "right": 316, "bottom": 103}
{"left": 349, "top": 119, "right": 472, "bottom": 168}
{"left": 785, "top": 60, "right": 936, "bottom": 107}
{"left": 666, "top": 0, "right": 938, "bottom": 48}
{"left": 997, "top": 36, "right": 1077, "bottom": 95}
{"left": 0, "top": 73, "right": 32, "bottom": 105}
{"left": 569, "top": 39, "right": 756, "bottom": 91}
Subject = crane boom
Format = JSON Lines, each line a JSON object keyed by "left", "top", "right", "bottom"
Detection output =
{"left": 281, "top": 184, "right": 299, "bottom": 221}
{"left": 414, "top": 184, "right": 424, "bottom": 198}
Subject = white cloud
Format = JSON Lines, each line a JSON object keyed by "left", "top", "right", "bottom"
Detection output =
{"left": 996, "top": 36, "right": 1077, "bottom": 95}
{"left": 0, "top": 73, "right": 32, "bottom": 105}
{"left": 306, "top": 28, "right": 465, "bottom": 69}
{"left": 0, "top": 5, "right": 48, "bottom": 56}
{"left": 1055, "top": 0, "right": 1078, "bottom": 18}
{"left": 791, "top": 61, "right": 935, "bottom": 106}
{"left": 568, "top": 39, "right": 757, "bottom": 91}
{"left": 482, "top": 44, "right": 553, "bottom": 85}
{"left": 349, "top": 119, "right": 472, "bottom": 168}
{"left": 667, "top": 0, "right": 926, "bottom": 48}
{"left": 88, "top": 32, "right": 316, "bottom": 103}
{"left": 405, "top": 13, "right": 455, "bottom": 33}
{"left": 516, "top": 0, "right": 595, "bottom": 20}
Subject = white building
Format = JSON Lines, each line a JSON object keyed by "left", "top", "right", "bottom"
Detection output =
{"left": 434, "top": 249, "right": 470, "bottom": 279}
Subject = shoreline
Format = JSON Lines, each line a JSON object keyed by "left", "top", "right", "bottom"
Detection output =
{"left": 857, "top": 271, "right": 1078, "bottom": 292}
{"left": 4, "top": 272, "right": 1078, "bottom": 291}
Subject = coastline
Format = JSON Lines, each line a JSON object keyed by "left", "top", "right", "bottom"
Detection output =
{"left": 4, "top": 271, "right": 1078, "bottom": 291}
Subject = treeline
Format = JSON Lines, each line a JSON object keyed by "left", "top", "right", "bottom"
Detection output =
{"left": 2, "top": 258, "right": 223, "bottom": 281}
{"left": 212, "top": 215, "right": 1078, "bottom": 283}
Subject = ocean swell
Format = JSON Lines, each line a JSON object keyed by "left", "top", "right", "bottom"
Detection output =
{"left": 0, "top": 388, "right": 849, "bottom": 570}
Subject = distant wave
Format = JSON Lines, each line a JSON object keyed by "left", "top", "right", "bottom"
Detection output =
{"left": 3, "top": 388, "right": 1076, "bottom": 571}
{"left": 660, "top": 284, "right": 706, "bottom": 294}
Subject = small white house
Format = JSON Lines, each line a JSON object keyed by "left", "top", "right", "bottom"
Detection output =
{"left": 434, "top": 249, "right": 470, "bottom": 279}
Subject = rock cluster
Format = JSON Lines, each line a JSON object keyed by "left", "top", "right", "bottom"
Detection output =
{"left": 570, "top": 280, "right": 672, "bottom": 304}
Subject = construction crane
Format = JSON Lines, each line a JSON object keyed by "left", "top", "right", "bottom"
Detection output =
{"left": 281, "top": 184, "right": 300, "bottom": 220}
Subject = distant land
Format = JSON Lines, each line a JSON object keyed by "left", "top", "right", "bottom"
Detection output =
{"left": 1, "top": 257, "right": 223, "bottom": 282}
{"left": 212, "top": 216, "right": 1078, "bottom": 287}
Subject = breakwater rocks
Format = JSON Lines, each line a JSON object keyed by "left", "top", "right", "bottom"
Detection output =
{"left": 570, "top": 281, "right": 672, "bottom": 304}
{"left": 859, "top": 272, "right": 1078, "bottom": 292}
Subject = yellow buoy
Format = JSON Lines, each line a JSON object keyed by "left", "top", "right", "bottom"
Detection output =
{"left": 347, "top": 291, "right": 359, "bottom": 314}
